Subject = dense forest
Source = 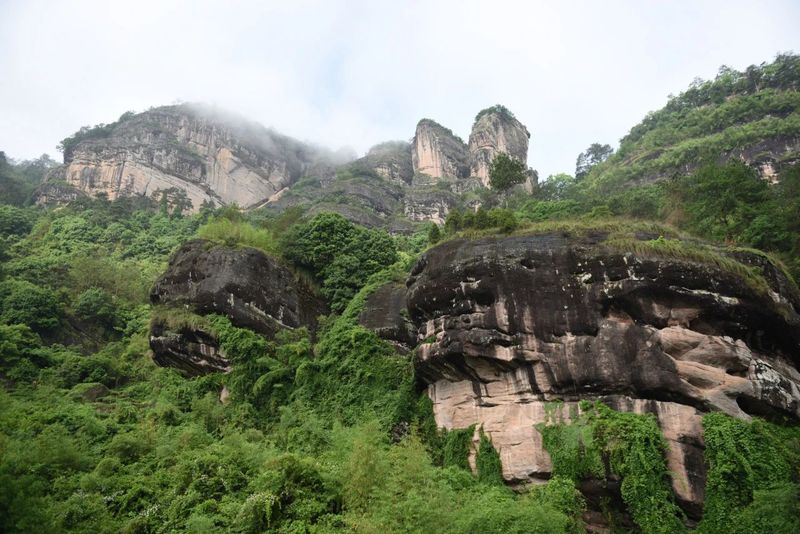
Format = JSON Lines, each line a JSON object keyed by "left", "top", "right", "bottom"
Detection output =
{"left": 2, "top": 54, "right": 800, "bottom": 534}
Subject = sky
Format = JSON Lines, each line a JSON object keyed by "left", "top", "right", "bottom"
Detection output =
{"left": 1, "top": 0, "right": 798, "bottom": 179}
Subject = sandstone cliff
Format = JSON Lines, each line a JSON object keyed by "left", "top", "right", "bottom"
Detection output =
{"left": 40, "top": 104, "right": 335, "bottom": 211}
{"left": 468, "top": 106, "right": 530, "bottom": 186}
{"left": 406, "top": 233, "right": 800, "bottom": 520}
{"left": 411, "top": 119, "right": 470, "bottom": 179}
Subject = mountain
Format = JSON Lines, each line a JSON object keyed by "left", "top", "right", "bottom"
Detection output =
{"left": 4, "top": 55, "right": 800, "bottom": 534}
{"left": 584, "top": 53, "right": 800, "bottom": 194}
{"left": 36, "top": 104, "right": 534, "bottom": 227}
{"left": 38, "top": 104, "right": 339, "bottom": 210}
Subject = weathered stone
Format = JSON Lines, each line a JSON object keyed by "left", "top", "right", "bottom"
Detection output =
{"left": 149, "top": 239, "right": 326, "bottom": 374}
{"left": 357, "top": 282, "right": 417, "bottom": 352}
{"left": 407, "top": 233, "right": 800, "bottom": 518}
{"left": 411, "top": 119, "right": 470, "bottom": 179}
{"left": 361, "top": 141, "right": 414, "bottom": 185}
{"left": 40, "top": 104, "right": 338, "bottom": 211}
{"left": 468, "top": 107, "right": 530, "bottom": 187}
{"left": 151, "top": 239, "right": 326, "bottom": 336}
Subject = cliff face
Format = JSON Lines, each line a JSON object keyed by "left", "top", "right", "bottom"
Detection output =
{"left": 361, "top": 141, "right": 414, "bottom": 185}
{"left": 42, "top": 105, "right": 332, "bottom": 211}
{"left": 406, "top": 233, "right": 800, "bottom": 518}
{"left": 149, "top": 239, "right": 326, "bottom": 375}
{"left": 411, "top": 119, "right": 470, "bottom": 179}
{"left": 468, "top": 107, "right": 530, "bottom": 186}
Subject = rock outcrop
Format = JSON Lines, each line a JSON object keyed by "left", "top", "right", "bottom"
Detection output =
{"left": 149, "top": 320, "right": 228, "bottom": 376}
{"left": 42, "top": 104, "right": 335, "bottom": 211}
{"left": 357, "top": 282, "right": 417, "bottom": 352}
{"left": 360, "top": 141, "right": 414, "bottom": 185}
{"left": 411, "top": 119, "right": 470, "bottom": 179}
{"left": 149, "top": 239, "right": 326, "bottom": 374}
{"left": 406, "top": 233, "right": 800, "bottom": 519}
{"left": 468, "top": 106, "right": 530, "bottom": 186}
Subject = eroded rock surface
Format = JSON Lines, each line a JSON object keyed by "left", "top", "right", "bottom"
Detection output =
{"left": 357, "top": 282, "right": 417, "bottom": 352}
{"left": 406, "top": 233, "right": 800, "bottom": 518}
{"left": 468, "top": 107, "right": 530, "bottom": 186}
{"left": 411, "top": 119, "right": 470, "bottom": 179}
{"left": 149, "top": 239, "right": 326, "bottom": 374}
{"left": 42, "top": 104, "right": 336, "bottom": 211}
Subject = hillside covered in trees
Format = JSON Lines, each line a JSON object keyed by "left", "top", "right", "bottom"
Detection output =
{"left": 1, "top": 53, "right": 800, "bottom": 533}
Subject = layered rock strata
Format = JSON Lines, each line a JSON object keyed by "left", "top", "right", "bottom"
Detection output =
{"left": 43, "top": 105, "right": 332, "bottom": 211}
{"left": 406, "top": 233, "right": 800, "bottom": 518}
{"left": 411, "top": 119, "right": 470, "bottom": 179}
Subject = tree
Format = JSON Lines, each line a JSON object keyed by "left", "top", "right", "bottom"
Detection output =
{"left": 575, "top": 143, "right": 613, "bottom": 180}
{"left": 537, "top": 173, "right": 577, "bottom": 201}
{"left": 427, "top": 223, "right": 442, "bottom": 244}
{"left": 489, "top": 153, "right": 528, "bottom": 192}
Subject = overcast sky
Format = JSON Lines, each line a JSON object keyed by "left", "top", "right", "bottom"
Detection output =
{"left": 1, "top": 0, "right": 798, "bottom": 178}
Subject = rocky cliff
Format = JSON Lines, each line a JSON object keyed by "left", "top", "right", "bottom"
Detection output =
{"left": 468, "top": 106, "right": 530, "bottom": 186}
{"left": 40, "top": 104, "right": 334, "bottom": 211}
{"left": 411, "top": 119, "right": 470, "bottom": 179}
{"left": 149, "top": 239, "right": 326, "bottom": 375}
{"left": 406, "top": 233, "right": 800, "bottom": 520}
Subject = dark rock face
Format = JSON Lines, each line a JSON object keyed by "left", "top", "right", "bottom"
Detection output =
{"left": 151, "top": 240, "right": 326, "bottom": 335}
{"left": 357, "top": 282, "right": 417, "bottom": 352}
{"left": 406, "top": 233, "right": 800, "bottom": 518}
{"left": 149, "top": 239, "right": 326, "bottom": 374}
{"left": 149, "top": 319, "right": 228, "bottom": 376}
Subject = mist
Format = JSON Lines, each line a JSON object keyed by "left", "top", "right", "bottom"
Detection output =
{"left": 1, "top": 0, "right": 798, "bottom": 178}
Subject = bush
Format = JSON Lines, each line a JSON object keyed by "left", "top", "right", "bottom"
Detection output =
{"left": 0, "top": 279, "right": 62, "bottom": 333}
{"left": 281, "top": 213, "right": 397, "bottom": 312}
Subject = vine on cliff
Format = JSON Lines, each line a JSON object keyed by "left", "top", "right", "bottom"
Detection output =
{"left": 698, "top": 412, "right": 800, "bottom": 533}
{"left": 442, "top": 425, "right": 475, "bottom": 471}
{"left": 538, "top": 402, "right": 685, "bottom": 534}
{"left": 476, "top": 429, "right": 504, "bottom": 486}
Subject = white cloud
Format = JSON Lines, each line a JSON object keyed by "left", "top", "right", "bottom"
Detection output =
{"left": 1, "top": 0, "right": 798, "bottom": 178}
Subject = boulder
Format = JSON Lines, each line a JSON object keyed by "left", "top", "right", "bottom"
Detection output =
{"left": 149, "top": 239, "right": 326, "bottom": 374}
{"left": 357, "top": 282, "right": 417, "bottom": 352}
{"left": 406, "top": 233, "right": 800, "bottom": 518}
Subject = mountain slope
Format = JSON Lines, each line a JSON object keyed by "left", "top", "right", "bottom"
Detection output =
{"left": 39, "top": 104, "right": 337, "bottom": 210}
{"left": 585, "top": 53, "right": 800, "bottom": 193}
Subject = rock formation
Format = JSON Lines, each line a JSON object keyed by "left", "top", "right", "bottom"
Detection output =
{"left": 357, "top": 281, "right": 418, "bottom": 352}
{"left": 406, "top": 233, "right": 800, "bottom": 519}
{"left": 360, "top": 141, "right": 414, "bottom": 184}
{"left": 149, "top": 239, "right": 326, "bottom": 375}
{"left": 41, "top": 104, "right": 334, "bottom": 211}
{"left": 468, "top": 106, "right": 530, "bottom": 186}
{"left": 411, "top": 119, "right": 470, "bottom": 179}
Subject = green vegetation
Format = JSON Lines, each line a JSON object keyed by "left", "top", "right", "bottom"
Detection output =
{"left": 475, "top": 104, "right": 517, "bottom": 124}
{"left": 0, "top": 152, "right": 57, "bottom": 206}
{"left": 489, "top": 152, "right": 529, "bottom": 192}
{"left": 57, "top": 111, "right": 135, "bottom": 157}
{"left": 2, "top": 53, "right": 800, "bottom": 533}
{"left": 281, "top": 212, "right": 398, "bottom": 313}
{"left": 583, "top": 53, "right": 800, "bottom": 194}
{"left": 476, "top": 430, "right": 504, "bottom": 486}
{"left": 698, "top": 413, "right": 800, "bottom": 533}
{"left": 539, "top": 402, "right": 686, "bottom": 533}
{"left": 196, "top": 208, "right": 279, "bottom": 254}
{"left": 0, "top": 196, "right": 588, "bottom": 532}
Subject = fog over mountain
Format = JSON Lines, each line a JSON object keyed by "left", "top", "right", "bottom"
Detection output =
{"left": 1, "top": 0, "right": 798, "bottom": 178}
